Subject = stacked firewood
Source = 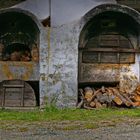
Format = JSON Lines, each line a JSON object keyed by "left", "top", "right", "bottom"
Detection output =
{"left": 0, "top": 43, "right": 39, "bottom": 62}
{"left": 78, "top": 85, "right": 140, "bottom": 109}
{"left": 131, "top": 85, "right": 140, "bottom": 107}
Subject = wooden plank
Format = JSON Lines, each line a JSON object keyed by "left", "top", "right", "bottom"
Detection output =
{"left": 82, "top": 52, "right": 98, "bottom": 63}
{"left": 3, "top": 85, "right": 24, "bottom": 88}
{"left": 100, "top": 53, "right": 118, "bottom": 63}
{"left": 24, "top": 100, "right": 36, "bottom": 107}
{"left": 4, "top": 100, "right": 21, "bottom": 107}
{"left": 100, "top": 41, "right": 119, "bottom": 47}
{"left": 99, "top": 34, "right": 119, "bottom": 40}
{"left": 119, "top": 40, "right": 131, "bottom": 48}
{"left": 79, "top": 48, "right": 140, "bottom": 53}
{"left": 0, "top": 80, "right": 36, "bottom": 107}
{"left": 119, "top": 53, "right": 135, "bottom": 63}
{"left": 21, "top": 87, "right": 24, "bottom": 106}
{"left": 5, "top": 93, "right": 21, "bottom": 100}
{"left": 82, "top": 51, "right": 135, "bottom": 63}
{"left": 2, "top": 87, "right": 5, "bottom": 107}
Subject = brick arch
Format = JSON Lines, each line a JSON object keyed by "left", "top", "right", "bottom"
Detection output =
{"left": 81, "top": 4, "right": 140, "bottom": 29}
{"left": 0, "top": 8, "right": 47, "bottom": 107}
{"left": 79, "top": 4, "right": 140, "bottom": 48}
{"left": 78, "top": 3, "right": 140, "bottom": 89}
{"left": 0, "top": 8, "right": 43, "bottom": 31}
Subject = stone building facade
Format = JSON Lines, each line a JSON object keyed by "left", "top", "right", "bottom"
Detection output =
{"left": 0, "top": 0, "right": 140, "bottom": 108}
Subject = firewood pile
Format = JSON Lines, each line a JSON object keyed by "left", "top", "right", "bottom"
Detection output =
{"left": 0, "top": 43, "right": 39, "bottom": 62}
{"left": 78, "top": 85, "right": 140, "bottom": 109}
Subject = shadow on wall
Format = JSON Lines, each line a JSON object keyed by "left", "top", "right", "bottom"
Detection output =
{"left": 0, "top": 0, "right": 26, "bottom": 9}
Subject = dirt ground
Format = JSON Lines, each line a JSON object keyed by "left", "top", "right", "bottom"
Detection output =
{"left": 1, "top": 119, "right": 140, "bottom": 140}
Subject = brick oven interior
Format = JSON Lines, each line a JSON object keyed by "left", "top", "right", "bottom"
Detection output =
{"left": 78, "top": 10, "right": 140, "bottom": 108}
{"left": 0, "top": 11, "right": 40, "bottom": 108}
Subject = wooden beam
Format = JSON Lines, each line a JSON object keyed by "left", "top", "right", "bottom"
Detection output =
{"left": 3, "top": 85, "right": 24, "bottom": 88}
{"left": 79, "top": 48, "right": 140, "bottom": 53}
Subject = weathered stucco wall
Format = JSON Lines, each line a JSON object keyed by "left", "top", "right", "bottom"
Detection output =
{"left": 45, "top": 4, "right": 140, "bottom": 108}
{"left": 120, "top": 55, "right": 140, "bottom": 93}
{"left": 0, "top": 62, "right": 39, "bottom": 81}
{"left": 1, "top": 3, "right": 140, "bottom": 108}
{"left": 4, "top": 4, "right": 139, "bottom": 108}
{"left": 79, "top": 4, "right": 140, "bottom": 94}
{"left": 39, "top": 28, "right": 49, "bottom": 107}
{"left": 0, "top": 8, "right": 48, "bottom": 107}
{"left": 47, "top": 26, "right": 140, "bottom": 107}
{"left": 46, "top": 21, "right": 81, "bottom": 107}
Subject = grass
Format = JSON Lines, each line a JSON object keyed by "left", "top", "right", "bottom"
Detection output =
{"left": 1, "top": 107, "right": 140, "bottom": 130}
{"left": 0, "top": 107, "right": 140, "bottom": 121}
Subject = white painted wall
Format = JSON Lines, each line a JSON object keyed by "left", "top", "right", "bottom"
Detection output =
{"left": 13, "top": 0, "right": 116, "bottom": 26}
{"left": 11, "top": 0, "right": 140, "bottom": 108}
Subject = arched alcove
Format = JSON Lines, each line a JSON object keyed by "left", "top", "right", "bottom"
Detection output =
{"left": 0, "top": 80, "right": 36, "bottom": 107}
{"left": 0, "top": 10, "right": 39, "bottom": 62}
{"left": 78, "top": 4, "right": 140, "bottom": 87}
{"left": 0, "top": 8, "right": 44, "bottom": 108}
{"left": 80, "top": 10, "right": 140, "bottom": 48}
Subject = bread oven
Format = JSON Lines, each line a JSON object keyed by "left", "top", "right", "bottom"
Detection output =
{"left": 0, "top": 9, "right": 40, "bottom": 108}
{"left": 78, "top": 4, "right": 140, "bottom": 107}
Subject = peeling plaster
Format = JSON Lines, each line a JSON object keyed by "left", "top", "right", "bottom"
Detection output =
{"left": 1, "top": 3, "right": 140, "bottom": 108}
{"left": 45, "top": 4, "right": 140, "bottom": 107}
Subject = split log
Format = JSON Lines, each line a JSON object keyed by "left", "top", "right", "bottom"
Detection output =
{"left": 78, "top": 89, "right": 84, "bottom": 98}
{"left": 89, "top": 101, "right": 96, "bottom": 107}
{"left": 78, "top": 84, "right": 140, "bottom": 109}
{"left": 131, "top": 94, "right": 140, "bottom": 102}
{"left": 96, "top": 92, "right": 112, "bottom": 103}
{"left": 89, "top": 89, "right": 102, "bottom": 102}
{"left": 109, "top": 88, "right": 123, "bottom": 105}
{"left": 84, "top": 87, "right": 94, "bottom": 102}
{"left": 110, "top": 88, "right": 132, "bottom": 107}
{"left": 96, "top": 92, "right": 103, "bottom": 102}
{"left": 122, "top": 93, "right": 134, "bottom": 106}
{"left": 112, "top": 95, "right": 123, "bottom": 105}
{"left": 136, "top": 91, "right": 140, "bottom": 95}
{"left": 95, "top": 102, "right": 102, "bottom": 108}
{"left": 105, "top": 88, "right": 114, "bottom": 96}
{"left": 133, "top": 101, "right": 140, "bottom": 107}
{"left": 83, "top": 104, "right": 95, "bottom": 110}
{"left": 136, "top": 85, "right": 140, "bottom": 92}
{"left": 94, "top": 99, "right": 102, "bottom": 108}
{"left": 77, "top": 89, "right": 85, "bottom": 108}
{"left": 102, "top": 104, "right": 107, "bottom": 108}
{"left": 77, "top": 99, "right": 84, "bottom": 109}
{"left": 101, "top": 86, "right": 106, "bottom": 93}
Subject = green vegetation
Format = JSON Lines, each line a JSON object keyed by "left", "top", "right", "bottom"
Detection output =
{"left": 1, "top": 107, "right": 140, "bottom": 130}
{"left": 0, "top": 107, "right": 140, "bottom": 121}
